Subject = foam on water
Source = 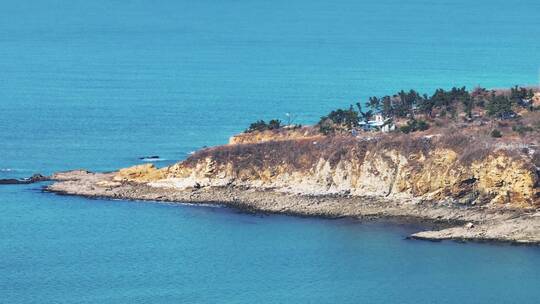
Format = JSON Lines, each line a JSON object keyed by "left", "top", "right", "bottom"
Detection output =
{"left": 140, "top": 158, "right": 167, "bottom": 162}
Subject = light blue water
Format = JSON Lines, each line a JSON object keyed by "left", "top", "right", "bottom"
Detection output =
{"left": 1, "top": 0, "right": 540, "bottom": 303}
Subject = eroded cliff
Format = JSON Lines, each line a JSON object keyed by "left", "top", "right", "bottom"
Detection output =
{"left": 115, "top": 131, "right": 539, "bottom": 209}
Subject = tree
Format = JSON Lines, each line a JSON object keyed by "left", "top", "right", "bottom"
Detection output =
{"left": 431, "top": 89, "right": 449, "bottom": 108}
{"left": 486, "top": 95, "right": 513, "bottom": 117}
{"left": 462, "top": 95, "right": 474, "bottom": 119}
{"left": 356, "top": 102, "right": 373, "bottom": 124}
{"left": 284, "top": 113, "right": 296, "bottom": 125}
{"left": 418, "top": 94, "right": 434, "bottom": 117}
{"left": 381, "top": 96, "right": 393, "bottom": 117}
{"left": 399, "top": 119, "right": 430, "bottom": 133}
{"left": 394, "top": 90, "right": 421, "bottom": 118}
{"left": 246, "top": 119, "right": 282, "bottom": 133}
{"left": 317, "top": 105, "right": 359, "bottom": 134}
{"left": 368, "top": 97, "right": 381, "bottom": 112}
{"left": 510, "top": 85, "right": 534, "bottom": 102}
{"left": 267, "top": 119, "right": 282, "bottom": 130}
{"left": 471, "top": 87, "right": 489, "bottom": 108}
{"left": 247, "top": 120, "right": 268, "bottom": 132}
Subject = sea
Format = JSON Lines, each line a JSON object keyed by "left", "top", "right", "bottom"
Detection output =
{"left": 1, "top": 0, "right": 540, "bottom": 303}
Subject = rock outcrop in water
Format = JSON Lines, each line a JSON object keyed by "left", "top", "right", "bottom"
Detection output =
{"left": 0, "top": 173, "right": 49, "bottom": 185}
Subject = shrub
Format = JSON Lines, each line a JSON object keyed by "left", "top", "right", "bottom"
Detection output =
{"left": 399, "top": 125, "right": 412, "bottom": 134}
{"left": 324, "top": 107, "right": 359, "bottom": 129}
{"left": 439, "top": 109, "right": 446, "bottom": 117}
{"left": 267, "top": 119, "right": 282, "bottom": 130}
{"left": 184, "top": 136, "right": 368, "bottom": 173}
{"left": 399, "top": 119, "right": 430, "bottom": 134}
{"left": 416, "top": 120, "right": 430, "bottom": 131}
{"left": 510, "top": 85, "right": 534, "bottom": 102}
{"left": 318, "top": 118, "right": 335, "bottom": 135}
{"left": 247, "top": 120, "right": 268, "bottom": 132}
{"left": 486, "top": 95, "right": 513, "bottom": 117}
{"left": 512, "top": 125, "right": 533, "bottom": 135}
{"left": 246, "top": 119, "right": 282, "bottom": 133}
{"left": 533, "top": 151, "right": 540, "bottom": 167}
{"left": 317, "top": 106, "right": 359, "bottom": 134}
{"left": 490, "top": 129, "right": 502, "bottom": 138}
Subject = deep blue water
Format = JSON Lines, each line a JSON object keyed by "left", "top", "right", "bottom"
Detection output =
{"left": 1, "top": 0, "right": 540, "bottom": 303}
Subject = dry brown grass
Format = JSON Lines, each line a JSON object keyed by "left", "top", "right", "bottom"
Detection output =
{"left": 184, "top": 136, "right": 371, "bottom": 172}
{"left": 230, "top": 126, "right": 320, "bottom": 144}
{"left": 183, "top": 116, "right": 537, "bottom": 174}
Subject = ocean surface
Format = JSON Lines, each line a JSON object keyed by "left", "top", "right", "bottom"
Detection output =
{"left": 1, "top": 0, "right": 540, "bottom": 303}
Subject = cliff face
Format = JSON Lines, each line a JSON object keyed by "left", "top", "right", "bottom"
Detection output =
{"left": 533, "top": 92, "right": 540, "bottom": 107}
{"left": 115, "top": 132, "right": 540, "bottom": 209}
{"left": 229, "top": 127, "right": 320, "bottom": 144}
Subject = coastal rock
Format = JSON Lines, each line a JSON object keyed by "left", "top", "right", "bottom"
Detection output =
{"left": 411, "top": 215, "right": 540, "bottom": 244}
{"left": 45, "top": 170, "right": 540, "bottom": 245}
{"left": 51, "top": 170, "right": 91, "bottom": 181}
{"left": 0, "top": 173, "right": 49, "bottom": 185}
{"left": 113, "top": 164, "right": 166, "bottom": 183}
{"left": 533, "top": 92, "right": 540, "bottom": 107}
{"left": 229, "top": 127, "right": 320, "bottom": 145}
{"left": 95, "top": 180, "right": 122, "bottom": 188}
{"left": 144, "top": 135, "right": 539, "bottom": 208}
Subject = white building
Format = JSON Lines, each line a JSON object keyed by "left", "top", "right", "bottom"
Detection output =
{"left": 358, "top": 114, "right": 395, "bottom": 132}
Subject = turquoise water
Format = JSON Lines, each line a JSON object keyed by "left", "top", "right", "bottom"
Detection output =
{"left": 1, "top": 0, "right": 540, "bottom": 302}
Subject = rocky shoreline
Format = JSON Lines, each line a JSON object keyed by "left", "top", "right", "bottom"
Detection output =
{"left": 0, "top": 173, "right": 49, "bottom": 185}
{"left": 46, "top": 170, "right": 540, "bottom": 245}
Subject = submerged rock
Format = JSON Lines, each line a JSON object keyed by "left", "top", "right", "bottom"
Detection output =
{"left": 139, "top": 155, "right": 160, "bottom": 160}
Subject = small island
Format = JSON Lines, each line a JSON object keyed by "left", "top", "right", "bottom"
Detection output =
{"left": 47, "top": 86, "right": 540, "bottom": 244}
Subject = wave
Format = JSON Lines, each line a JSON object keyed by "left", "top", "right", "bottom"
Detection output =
{"left": 0, "top": 168, "right": 34, "bottom": 173}
{"left": 176, "top": 202, "right": 223, "bottom": 208}
{"left": 0, "top": 168, "right": 30, "bottom": 173}
{"left": 140, "top": 158, "right": 167, "bottom": 162}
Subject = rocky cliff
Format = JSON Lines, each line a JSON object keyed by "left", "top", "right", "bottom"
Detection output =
{"left": 533, "top": 92, "right": 540, "bottom": 107}
{"left": 228, "top": 126, "right": 320, "bottom": 144}
{"left": 115, "top": 131, "right": 540, "bottom": 209}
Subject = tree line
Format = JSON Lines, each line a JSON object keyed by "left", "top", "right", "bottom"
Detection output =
{"left": 245, "top": 85, "right": 536, "bottom": 135}
{"left": 367, "top": 85, "right": 535, "bottom": 120}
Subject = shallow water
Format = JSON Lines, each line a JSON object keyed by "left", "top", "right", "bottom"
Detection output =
{"left": 2, "top": 186, "right": 540, "bottom": 303}
{"left": 1, "top": 0, "right": 540, "bottom": 303}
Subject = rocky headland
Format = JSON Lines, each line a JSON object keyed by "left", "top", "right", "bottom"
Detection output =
{"left": 46, "top": 86, "right": 540, "bottom": 244}
{"left": 47, "top": 127, "right": 540, "bottom": 244}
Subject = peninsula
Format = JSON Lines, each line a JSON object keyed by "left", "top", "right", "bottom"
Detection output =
{"left": 47, "top": 86, "right": 540, "bottom": 244}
